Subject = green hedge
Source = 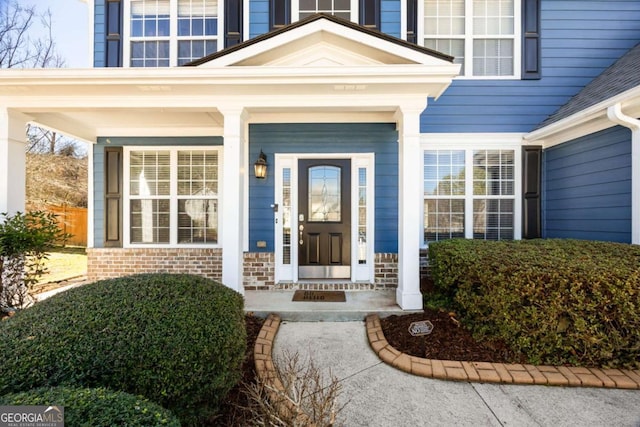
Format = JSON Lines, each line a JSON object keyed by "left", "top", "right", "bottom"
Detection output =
{"left": 0, "top": 273, "right": 246, "bottom": 425}
{"left": 0, "top": 387, "right": 179, "bottom": 427}
{"left": 429, "top": 239, "right": 640, "bottom": 368}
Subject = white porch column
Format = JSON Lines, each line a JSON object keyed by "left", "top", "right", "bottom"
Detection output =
{"left": 0, "top": 109, "right": 29, "bottom": 217}
{"left": 607, "top": 104, "right": 640, "bottom": 244}
{"left": 396, "top": 105, "right": 424, "bottom": 309}
{"left": 220, "top": 108, "right": 248, "bottom": 294}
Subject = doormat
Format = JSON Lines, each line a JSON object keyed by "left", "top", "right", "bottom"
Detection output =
{"left": 292, "top": 290, "right": 346, "bottom": 302}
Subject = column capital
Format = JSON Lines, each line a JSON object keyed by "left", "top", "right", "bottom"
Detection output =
{"left": 218, "top": 106, "right": 249, "bottom": 121}
{"left": 0, "top": 108, "right": 31, "bottom": 143}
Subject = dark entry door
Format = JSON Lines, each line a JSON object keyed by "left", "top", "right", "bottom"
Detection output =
{"left": 298, "top": 159, "right": 351, "bottom": 279}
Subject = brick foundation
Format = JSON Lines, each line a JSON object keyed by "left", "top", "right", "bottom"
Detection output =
{"left": 374, "top": 253, "right": 398, "bottom": 289}
{"left": 87, "top": 249, "right": 405, "bottom": 291}
{"left": 420, "top": 249, "right": 431, "bottom": 279}
{"left": 243, "top": 252, "right": 275, "bottom": 290}
{"left": 87, "top": 248, "right": 223, "bottom": 282}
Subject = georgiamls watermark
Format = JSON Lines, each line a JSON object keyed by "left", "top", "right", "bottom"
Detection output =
{"left": 0, "top": 406, "right": 64, "bottom": 427}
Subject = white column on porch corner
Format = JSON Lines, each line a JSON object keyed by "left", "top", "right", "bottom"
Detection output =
{"left": 0, "top": 108, "right": 29, "bottom": 217}
{"left": 220, "top": 108, "right": 247, "bottom": 294}
{"left": 396, "top": 105, "right": 423, "bottom": 309}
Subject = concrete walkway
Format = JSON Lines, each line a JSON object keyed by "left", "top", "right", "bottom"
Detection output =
{"left": 272, "top": 320, "right": 640, "bottom": 427}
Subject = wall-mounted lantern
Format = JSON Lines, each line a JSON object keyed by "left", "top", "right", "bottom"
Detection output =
{"left": 254, "top": 150, "right": 267, "bottom": 179}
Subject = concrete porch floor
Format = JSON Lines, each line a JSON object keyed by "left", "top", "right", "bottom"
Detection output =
{"left": 244, "top": 290, "right": 421, "bottom": 321}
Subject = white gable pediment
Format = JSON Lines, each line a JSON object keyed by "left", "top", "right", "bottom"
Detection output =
{"left": 195, "top": 15, "right": 454, "bottom": 68}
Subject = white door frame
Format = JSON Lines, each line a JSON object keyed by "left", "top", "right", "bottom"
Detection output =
{"left": 274, "top": 152, "right": 375, "bottom": 283}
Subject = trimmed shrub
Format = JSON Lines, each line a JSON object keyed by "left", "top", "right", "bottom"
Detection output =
{"left": 0, "top": 273, "right": 246, "bottom": 425}
{"left": 0, "top": 387, "right": 180, "bottom": 427}
{"left": 429, "top": 239, "right": 640, "bottom": 368}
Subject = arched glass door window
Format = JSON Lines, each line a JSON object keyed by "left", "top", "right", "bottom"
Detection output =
{"left": 308, "top": 165, "right": 341, "bottom": 222}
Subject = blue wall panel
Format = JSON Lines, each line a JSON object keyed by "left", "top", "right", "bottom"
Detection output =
{"left": 380, "top": 0, "right": 401, "bottom": 38}
{"left": 249, "top": 0, "right": 270, "bottom": 38}
{"left": 93, "top": 137, "right": 223, "bottom": 247}
{"left": 421, "top": 0, "right": 640, "bottom": 133}
{"left": 543, "top": 126, "right": 632, "bottom": 243}
{"left": 93, "top": 0, "right": 105, "bottom": 67}
{"left": 248, "top": 123, "right": 399, "bottom": 254}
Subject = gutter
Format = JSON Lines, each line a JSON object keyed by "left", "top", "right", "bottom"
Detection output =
{"left": 607, "top": 103, "right": 640, "bottom": 245}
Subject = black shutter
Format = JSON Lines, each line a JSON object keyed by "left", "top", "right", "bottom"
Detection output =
{"left": 522, "top": 0, "right": 541, "bottom": 79}
{"left": 104, "top": 147, "right": 123, "bottom": 247}
{"left": 269, "top": 0, "right": 290, "bottom": 30}
{"left": 522, "top": 146, "right": 542, "bottom": 239}
{"left": 105, "top": 0, "right": 123, "bottom": 67}
{"left": 359, "top": 0, "right": 380, "bottom": 30}
{"left": 407, "top": 0, "right": 418, "bottom": 44}
{"left": 225, "top": 0, "right": 243, "bottom": 48}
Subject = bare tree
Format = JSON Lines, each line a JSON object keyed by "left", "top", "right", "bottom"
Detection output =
{"left": 0, "top": 1, "right": 65, "bottom": 68}
{"left": 26, "top": 125, "right": 84, "bottom": 157}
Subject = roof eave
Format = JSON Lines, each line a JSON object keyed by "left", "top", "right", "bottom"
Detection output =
{"left": 524, "top": 85, "right": 640, "bottom": 148}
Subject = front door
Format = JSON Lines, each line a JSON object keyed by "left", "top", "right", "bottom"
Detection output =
{"left": 298, "top": 159, "right": 351, "bottom": 279}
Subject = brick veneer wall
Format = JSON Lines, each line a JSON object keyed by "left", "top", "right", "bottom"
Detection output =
{"left": 243, "top": 252, "right": 275, "bottom": 290}
{"left": 374, "top": 253, "right": 398, "bottom": 289}
{"left": 420, "top": 249, "right": 430, "bottom": 279}
{"left": 87, "top": 248, "right": 223, "bottom": 281}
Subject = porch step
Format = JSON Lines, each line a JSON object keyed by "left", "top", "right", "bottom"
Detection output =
{"left": 244, "top": 290, "right": 421, "bottom": 322}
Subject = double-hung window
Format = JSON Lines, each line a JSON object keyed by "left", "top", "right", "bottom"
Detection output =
{"left": 421, "top": 0, "right": 519, "bottom": 77}
{"left": 423, "top": 147, "right": 516, "bottom": 244}
{"left": 126, "top": 148, "right": 220, "bottom": 246}
{"left": 127, "top": 0, "right": 220, "bottom": 67}
{"left": 177, "top": 0, "right": 219, "bottom": 65}
{"left": 293, "top": 0, "right": 358, "bottom": 22}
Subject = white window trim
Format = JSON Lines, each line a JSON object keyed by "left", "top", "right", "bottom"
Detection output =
{"left": 417, "top": 0, "right": 521, "bottom": 79}
{"left": 274, "top": 153, "right": 375, "bottom": 284}
{"left": 420, "top": 133, "right": 524, "bottom": 247}
{"left": 123, "top": 0, "right": 224, "bottom": 68}
{"left": 123, "top": 146, "right": 223, "bottom": 248}
{"left": 291, "top": 0, "right": 359, "bottom": 24}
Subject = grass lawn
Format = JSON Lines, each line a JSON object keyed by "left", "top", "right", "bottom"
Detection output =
{"left": 35, "top": 247, "right": 87, "bottom": 288}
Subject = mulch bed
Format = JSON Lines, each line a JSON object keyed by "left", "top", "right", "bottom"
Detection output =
{"left": 380, "top": 309, "right": 525, "bottom": 364}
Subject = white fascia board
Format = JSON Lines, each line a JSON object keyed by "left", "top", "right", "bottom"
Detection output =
{"left": 421, "top": 132, "right": 526, "bottom": 148}
{"left": 525, "top": 85, "right": 640, "bottom": 148}
{"left": 0, "top": 65, "right": 459, "bottom": 94}
{"left": 96, "top": 126, "right": 223, "bottom": 138}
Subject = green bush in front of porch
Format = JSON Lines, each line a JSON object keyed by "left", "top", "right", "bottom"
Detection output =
{"left": 428, "top": 239, "right": 640, "bottom": 369}
{"left": 0, "top": 386, "right": 180, "bottom": 426}
{"left": 0, "top": 273, "right": 246, "bottom": 425}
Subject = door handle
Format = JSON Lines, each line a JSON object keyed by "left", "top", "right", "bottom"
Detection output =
{"left": 299, "top": 224, "right": 304, "bottom": 245}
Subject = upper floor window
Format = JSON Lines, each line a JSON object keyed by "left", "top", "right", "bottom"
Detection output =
{"left": 127, "top": 0, "right": 220, "bottom": 67}
{"left": 420, "top": 0, "right": 519, "bottom": 78}
{"left": 293, "top": 0, "right": 358, "bottom": 23}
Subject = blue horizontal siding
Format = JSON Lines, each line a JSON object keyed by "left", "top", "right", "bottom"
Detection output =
{"left": 249, "top": 0, "right": 269, "bottom": 38}
{"left": 543, "top": 126, "right": 632, "bottom": 243}
{"left": 380, "top": 0, "right": 400, "bottom": 38}
{"left": 421, "top": 0, "right": 640, "bottom": 133}
{"left": 248, "top": 123, "right": 398, "bottom": 254}
{"left": 92, "top": 136, "right": 223, "bottom": 248}
{"left": 93, "top": 0, "right": 105, "bottom": 67}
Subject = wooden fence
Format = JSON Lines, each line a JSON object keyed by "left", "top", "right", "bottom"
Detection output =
{"left": 47, "top": 205, "right": 88, "bottom": 247}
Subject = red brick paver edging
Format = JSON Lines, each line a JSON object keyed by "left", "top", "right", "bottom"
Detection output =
{"left": 366, "top": 314, "right": 640, "bottom": 389}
